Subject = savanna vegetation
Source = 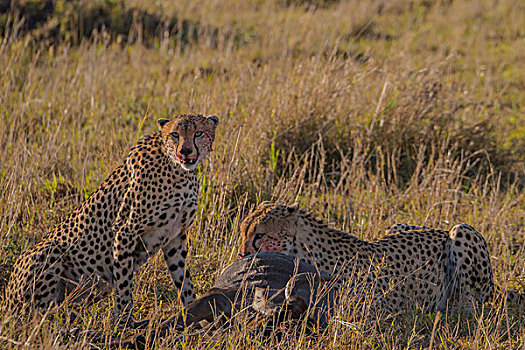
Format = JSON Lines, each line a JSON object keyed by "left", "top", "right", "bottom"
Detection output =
{"left": 0, "top": 0, "right": 524, "bottom": 348}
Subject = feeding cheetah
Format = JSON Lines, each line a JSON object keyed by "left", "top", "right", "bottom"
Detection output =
{"left": 5, "top": 113, "right": 219, "bottom": 325}
{"left": 239, "top": 202, "right": 525, "bottom": 312}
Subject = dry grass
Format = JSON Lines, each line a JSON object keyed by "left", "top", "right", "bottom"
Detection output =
{"left": 1, "top": 0, "right": 524, "bottom": 348}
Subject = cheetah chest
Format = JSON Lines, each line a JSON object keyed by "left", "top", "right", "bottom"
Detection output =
{"left": 132, "top": 192, "right": 197, "bottom": 269}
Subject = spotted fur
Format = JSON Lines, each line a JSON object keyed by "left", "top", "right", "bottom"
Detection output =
{"left": 239, "top": 202, "right": 525, "bottom": 312}
{"left": 5, "top": 114, "right": 219, "bottom": 324}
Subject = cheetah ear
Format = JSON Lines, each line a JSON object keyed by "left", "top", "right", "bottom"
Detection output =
{"left": 157, "top": 118, "right": 170, "bottom": 129}
{"left": 285, "top": 203, "right": 300, "bottom": 217}
{"left": 207, "top": 115, "right": 219, "bottom": 125}
{"left": 258, "top": 201, "right": 273, "bottom": 209}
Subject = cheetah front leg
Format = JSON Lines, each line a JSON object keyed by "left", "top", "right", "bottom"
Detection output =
{"left": 111, "top": 181, "right": 144, "bottom": 327}
{"left": 162, "top": 232, "right": 196, "bottom": 306}
{"left": 113, "top": 221, "right": 138, "bottom": 327}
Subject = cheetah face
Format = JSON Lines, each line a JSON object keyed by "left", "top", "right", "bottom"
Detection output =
{"left": 158, "top": 114, "right": 219, "bottom": 171}
{"left": 238, "top": 202, "right": 299, "bottom": 258}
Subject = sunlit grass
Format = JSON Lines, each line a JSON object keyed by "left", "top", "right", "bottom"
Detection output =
{"left": 0, "top": 0, "right": 524, "bottom": 348}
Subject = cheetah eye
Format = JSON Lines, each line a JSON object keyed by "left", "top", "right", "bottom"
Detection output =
{"left": 254, "top": 232, "right": 265, "bottom": 240}
{"left": 171, "top": 132, "right": 179, "bottom": 139}
{"left": 252, "top": 232, "right": 265, "bottom": 250}
{"left": 195, "top": 131, "right": 203, "bottom": 137}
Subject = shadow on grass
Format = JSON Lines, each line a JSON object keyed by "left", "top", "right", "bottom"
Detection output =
{"left": 0, "top": 0, "right": 245, "bottom": 48}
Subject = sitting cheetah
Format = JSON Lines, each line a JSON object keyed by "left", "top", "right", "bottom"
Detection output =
{"left": 5, "top": 113, "right": 219, "bottom": 325}
{"left": 239, "top": 202, "right": 525, "bottom": 312}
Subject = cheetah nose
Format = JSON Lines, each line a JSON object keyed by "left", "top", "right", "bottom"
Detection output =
{"left": 179, "top": 148, "right": 192, "bottom": 156}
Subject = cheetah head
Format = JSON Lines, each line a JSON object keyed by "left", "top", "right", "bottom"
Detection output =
{"left": 238, "top": 202, "right": 300, "bottom": 258}
{"left": 158, "top": 114, "right": 219, "bottom": 171}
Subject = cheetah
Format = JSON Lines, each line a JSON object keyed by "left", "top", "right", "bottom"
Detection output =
{"left": 239, "top": 202, "right": 525, "bottom": 313}
{"left": 5, "top": 113, "right": 219, "bottom": 325}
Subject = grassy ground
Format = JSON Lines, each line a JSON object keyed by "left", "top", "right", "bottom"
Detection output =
{"left": 1, "top": 0, "right": 524, "bottom": 348}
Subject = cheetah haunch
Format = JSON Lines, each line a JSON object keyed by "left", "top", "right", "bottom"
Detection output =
{"left": 239, "top": 202, "right": 525, "bottom": 312}
{"left": 5, "top": 114, "right": 219, "bottom": 325}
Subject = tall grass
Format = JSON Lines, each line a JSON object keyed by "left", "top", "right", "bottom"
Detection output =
{"left": 0, "top": 0, "right": 524, "bottom": 348}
